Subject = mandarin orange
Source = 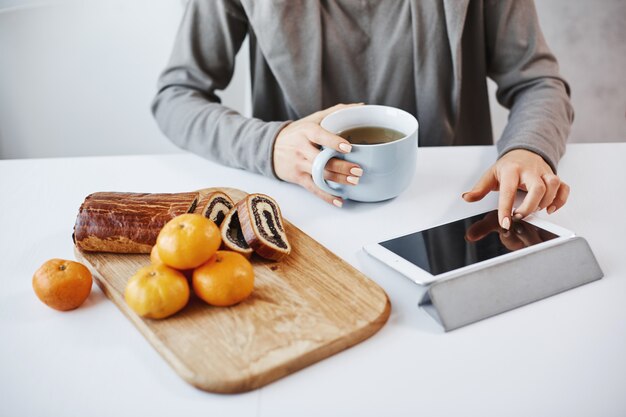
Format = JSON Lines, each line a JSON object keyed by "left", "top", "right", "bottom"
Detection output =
{"left": 124, "top": 264, "right": 189, "bottom": 319}
{"left": 32, "top": 259, "right": 93, "bottom": 311}
{"left": 156, "top": 213, "right": 221, "bottom": 270}
{"left": 192, "top": 251, "right": 255, "bottom": 307}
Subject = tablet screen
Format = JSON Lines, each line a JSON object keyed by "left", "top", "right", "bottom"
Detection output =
{"left": 379, "top": 210, "right": 559, "bottom": 276}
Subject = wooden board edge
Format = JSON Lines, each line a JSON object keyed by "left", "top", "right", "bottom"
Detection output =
{"left": 191, "top": 293, "right": 392, "bottom": 394}
{"left": 74, "top": 247, "right": 200, "bottom": 385}
{"left": 76, "top": 245, "right": 391, "bottom": 394}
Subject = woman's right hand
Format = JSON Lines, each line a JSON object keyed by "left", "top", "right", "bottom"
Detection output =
{"left": 272, "top": 103, "right": 364, "bottom": 207}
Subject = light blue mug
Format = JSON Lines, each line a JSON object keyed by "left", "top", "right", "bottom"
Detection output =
{"left": 312, "top": 105, "right": 419, "bottom": 202}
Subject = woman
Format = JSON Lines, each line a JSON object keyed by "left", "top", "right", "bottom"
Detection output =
{"left": 152, "top": 0, "right": 573, "bottom": 230}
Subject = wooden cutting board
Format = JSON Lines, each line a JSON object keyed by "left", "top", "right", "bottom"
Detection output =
{"left": 75, "top": 188, "right": 390, "bottom": 394}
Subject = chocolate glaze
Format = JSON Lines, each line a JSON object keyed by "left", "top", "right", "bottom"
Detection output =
{"left": 73, "top": 191, "right": 198, "bottom": 253}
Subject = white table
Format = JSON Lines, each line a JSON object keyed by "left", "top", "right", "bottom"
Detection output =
{"left": 1, "top": 143, "right": 625, "bottom": 417}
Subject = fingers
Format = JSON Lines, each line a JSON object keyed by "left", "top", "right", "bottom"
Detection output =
{"left": 325, "top": 158, "right": 363, "bottom": 177}
{"left": 275, "top": 103, "right": 371, "bottom": 206}
{"left": 297, "top": 159, "right": 360, "bottom": 186}
{"left": 324, "top": 158, "right": 362, "bottom": 184}
{"left": 547, "top": 182, "right": 570, "bottom": 214}
{"left": 463, "top": 149, "right": 570, "bottom": 225}
{"left": 302, "top": 150, "right": 362, "bottom": 178}
{"left": 298, "top": 146, "right": 363, "bottom": 186}
{"left": 301, "top": 104, "right": 366, "bottom": 153}
{"left": 497, "top": 168, "right": 520, "bottom": 230}
{"left": 513, "top": 175, "right": 545, "bottom": 219}
{"left": 298, "top": 174, "right": 343, "bottom": 207}
{"left": 462, "top": 168, "right": 498, "bottom": 202}
{"left": 515, "top": 175, "right": 569, "bottom": 218}
{"left": 305, "top": 124, "right": 353, "bottom": 153}
{"left": 325, "top": 170, "right": 360, "bottom": 185}
{"left": 537, "top": 173, "right": 560, "bottom": 210}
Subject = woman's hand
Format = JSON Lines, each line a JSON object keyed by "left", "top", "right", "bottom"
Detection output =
{"left": 273, "top": 103, "right": 364, "bottom": 207}
{"left": 462, "top": 149, "right": 570, "bottom": 230}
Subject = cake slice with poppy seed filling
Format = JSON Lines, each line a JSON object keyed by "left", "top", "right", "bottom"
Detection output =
{"left": 235, "top": 194, "right": 291, "bottom": 261}
{"left": 196, "top": 191, "right": 234, "bottom": 227}
{"left": 220, "top": 208, "right": 253, "bottom": 258}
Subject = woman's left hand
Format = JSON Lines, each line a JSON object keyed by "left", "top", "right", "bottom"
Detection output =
{"left": 461, "top": 149, "right": 570, "bottom": 230}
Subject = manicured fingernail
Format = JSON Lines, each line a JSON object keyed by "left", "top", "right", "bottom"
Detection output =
{"left": 461, "top": 192, "right": 469, "bottom": 200}
{"left": 347, "top": 176, "right": 359, "bottom": 185}
{"left": 350, "top": 167, "right": 363, "bottom": 177}
{"left": 501, "top": 217, "right": 511, "bottom": 230}
{"left": 339, "top": 143, "right": 352, "bottom": 153}
{"left": 513, "top": 213, "right": 523, "bottom": 220}
{"left": 333, "top": 199, "right": 343, "bottom": 208}
{"left": 547, "top": 205, "right": 556, "bottom": 214}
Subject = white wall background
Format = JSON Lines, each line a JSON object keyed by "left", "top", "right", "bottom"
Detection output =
{"left": 0, "top": 0, "right": 624, "bottom": 159}
{"left": 0, "top": 0, "right": 251, "bottom": 158}
{"left": 491, "top": 0, "right": 626, "bottom": 143}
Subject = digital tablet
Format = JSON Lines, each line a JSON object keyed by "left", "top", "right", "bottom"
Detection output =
{"left": 363, "top": 210, "right": 576, "bottom": 285}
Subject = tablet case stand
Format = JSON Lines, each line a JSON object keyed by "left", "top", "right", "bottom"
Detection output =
{"left": 418, "top": 237, "right": 603, "bottom": 331}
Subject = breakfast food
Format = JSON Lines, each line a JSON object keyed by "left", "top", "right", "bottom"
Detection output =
{"left": 196, "top": 191, "right": 234, "bottom": 227}
{"left": 74, "top": 192, "right": 199, "bottom": 253}
{"left": 192, "top": 251, "right": 255, "bottom": 307}
{"left": 150, "top": 244, "right": 165, "bottom": 265}
{"left": 124, "top": 264, "right": 190, "bottom": 319}
{"left": 236, "top": 193, "right": 291, "bottom": 260}
{"left": 74, "top": 189, "right": 292, "bottom": 263}
{"left": 32, "top": 259, "right": 93, "bottom": 311}
{"left": 156, "top": 213, "right": 222, "bottom": 270}
{"left": 150, "top": 245, "right": 194, "bottom": 280}
{"left": 62, "top": 189, "right": 296, "bottom": 321}
{"left": 220, "top": 208, "right": 253, "bottom": 258}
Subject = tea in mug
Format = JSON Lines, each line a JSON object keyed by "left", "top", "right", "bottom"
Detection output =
{"left": 338, "top": 126, "right": 406, "bottom": 145}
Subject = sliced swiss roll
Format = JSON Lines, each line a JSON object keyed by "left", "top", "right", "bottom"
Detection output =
{"left": 196, "top": 191, "right": 234, "bottom": 227}
{"left": 235, "top": 194, "right": 291, "bottom": 260}
{"left": 220, "top": 208, "right": 253, "bottom": 258}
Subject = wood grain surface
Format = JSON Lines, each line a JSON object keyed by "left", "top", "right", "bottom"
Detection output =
{"left": 75, "top": 188, "right": 391, "bottom": 394}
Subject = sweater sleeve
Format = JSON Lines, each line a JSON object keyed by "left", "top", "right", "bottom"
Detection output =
{"left": 151, "top": 0, "right": 287, "bottom": 178}
{"left": 484, "top": 0, "right": 574, "bottom": 173}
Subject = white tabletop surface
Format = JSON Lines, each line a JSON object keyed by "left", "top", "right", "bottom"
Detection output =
{"left": 1, "top": 143, "right": 625, "bottom": 417}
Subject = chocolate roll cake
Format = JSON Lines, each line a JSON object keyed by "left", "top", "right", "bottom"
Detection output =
{"left": 236, "top": 193, "right": 291, "bottom": 260}
{"left": 74, "top": 192, "right": 199, "bottom": 253}
{"left": 220, "top": 208, "right": 253, "bottom": 258}
{"left": 196, "top": 191, "right": 234, "bottom": 227}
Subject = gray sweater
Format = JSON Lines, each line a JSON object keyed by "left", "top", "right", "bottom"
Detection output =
{"left": 152, "top": 0, "right": 573, "bottom": 177}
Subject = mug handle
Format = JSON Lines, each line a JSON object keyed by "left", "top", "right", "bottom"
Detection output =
{"left": 312, "top": 148, "right": 346, "bottom": 198}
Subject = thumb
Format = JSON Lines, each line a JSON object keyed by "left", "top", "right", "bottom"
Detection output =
{"left": 303, "top": 103, "right": 364, "bottom": 124}
{"left": 462, "top": 168, "right": 497, "bottom": 202}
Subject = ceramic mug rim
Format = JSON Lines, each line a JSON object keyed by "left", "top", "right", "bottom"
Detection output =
{"left": 320, "top": 105, "right": 419, "bottom": 148}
